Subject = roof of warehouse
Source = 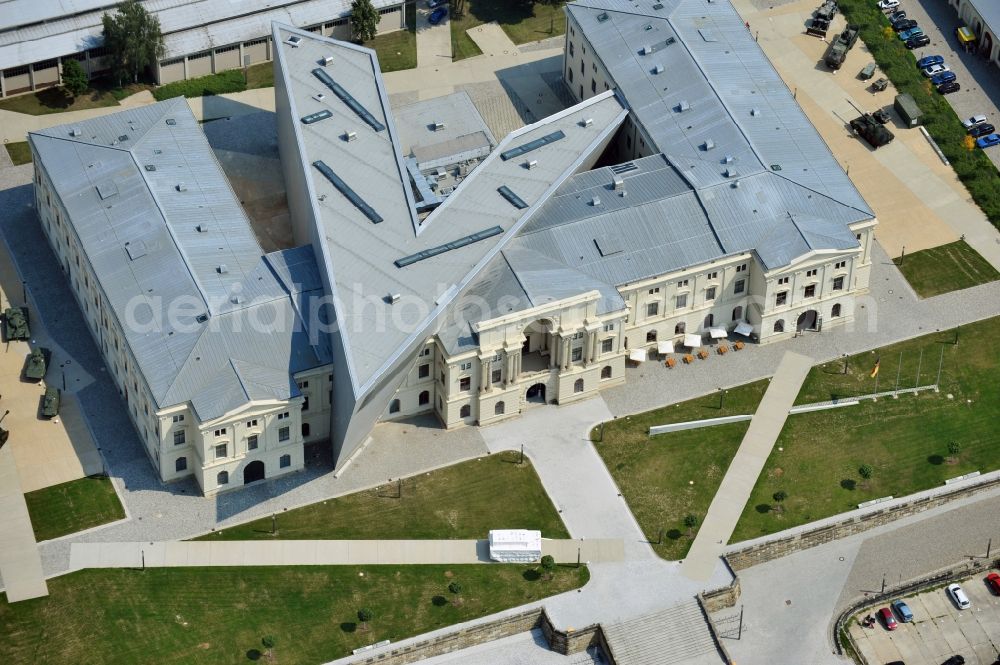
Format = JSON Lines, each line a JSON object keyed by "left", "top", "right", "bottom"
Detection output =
{"left": 0, "top": 0, "right": 402, "bottom": 70}
{"left": 274, "top": 23, "right": 628, "bottom": 395}
{"left": 390, "top": 91, "right": 497, "bottom": 158}
{"left": 966, "top": 0, "right": 1000, "bottom": 36}
{"left": 29, "top": 98, "right": 330, "bottom": 422}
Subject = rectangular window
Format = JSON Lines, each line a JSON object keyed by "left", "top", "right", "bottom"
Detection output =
{"left": 778, "top": 277, "right": 789, "bottom": 285}
{"left": 246, "top": 419, "right": 257, "bottom": 428}
{"left": 298, "top": 380, "right": 309, "bottom": 388}
{"left": 418, "top": 364, "right": 429, "bottom": 378}
{"left": 648, "top": 287, "right": 660, "bottom": 294}
{"left": 173, "top": 429, "right": 185, "bottom": 445}
{"left": 603, "top": 323, "right": 615, "bottom": 332}
{"left": 215, "top": 444, "right": 227, "bottom": 459}
{"left": 247, "top": 435, "right": 258, "bottom": 450}
{"left": 602, "top": 338, "right": 613, "bottom": 354}
{"left": 277, "top": 412, "right": 289, "bottom": 420}
{"left": 833, "top": 276, "right": 844, "bottom": 290}
{"left": 734, "top": 279, "right": 745, "bottom": 294}
{"left": 736, "top": 263, "right": 747, "bottom": 273}
{"left": 675, "top": 294, "right": 688, "bottom": 308}
{"left": 280, "top": 454, "right": 291, "bottom": 468}
{"left": 491, "top": 369, "right": 502, "bottom": 383}
{"left": 806, "top": 269, "right": 818, "bottom": 277}
{"left": 459, "top": 377, "right": 471, "bottom": 391}
{"left": 835, "top": 260, "right": 847, "bottom": 270}
{"left": 172, "top": 414, "right": 184, "bottom": 423}
{"left": 460, "top": 361, "right": 472, "bottom": 371}
{"left": 646, "top": 302, "right": 659, "bottom": 317}
{"left": 677, "top": 279, "right": 689, "bottom": 288}
{"left": 302, "top": 396, "right": 309, "bottom": 411}
{"left": 705, "top": 286, "right": 717, "bottom": 301}
{"left": 572, "top": 347, "right": 583, "bottom": 362}
{"left": 776, "top": 291, "right": 788, "bottom": 306}
{"left": 804, "top": 284, "right": 816, "bottom": 298}
{"left": 491, "top": 353, "right": 502, "bottom": 362}
{"left": 569, "top": 42, "right": 575, "bottom": 57}
{"left": 707, "top": 271, "right": 718, "bottom": 280}
{"left": 573, "top": 331, "right": 584, "bottom": 340}
{"left": 278, "top": 426, "right": 290, "bottom": 442}
{"left": 591, "top": 78, "right": 596, "bottom": 93}
{"left": 214, "top": 428, "right": 226, "bottom": 437}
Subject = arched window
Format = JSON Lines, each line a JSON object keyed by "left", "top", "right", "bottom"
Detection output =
{"left": 574, "top": 378, "right": 584, "bottom": 393}
{"left": 732, "top": 306, "right": 743, "bottom": 322}
{"left": 460, "top": 404, "right": 471, "bottom": 418}
{"left": 495, "top": 401, "right": 505, "bottom": 415}
{"left": 601, "top": 366, "right": 612, "bottom": 380}
{"left": 675, "top": 322, "right": 686, "bottom": 335}
{"left": 831, "top": 303, "right": 842, "bottom": 318}
{"left": 175, "top": 456, "right": 187, "bottom": 472}
{"left": 217, "top": 470, "right": 229, "bottom": 485}
{"left": 773, "top": 319, "right": 785, "bottom": 333}
{"left": 418, "top": 390, "right": 429, "bottom": 406}
{"left": 301, "top": 423, "right": 310, "bottom": 437}
{"left": 389, "top": 399, "right": 400, "bottom": 413}
{"left": 646, "top": 330, "right": 657, "bottom": 343}
{"left": 704, "top": 313, "right": 714, "bottom": 328}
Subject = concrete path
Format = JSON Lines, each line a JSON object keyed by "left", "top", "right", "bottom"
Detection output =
{"left": 416, "top": 5, "right": 454, "bottom": 68}
{"left": 0, "top": 447, "right": 48, "bottom": 602}
{"left": 466, "top": 22, "right": 519, "bottom": 57}
{"left": 681, "top": 351, "right": 813, "bottom": 582}
{"left": 68, "top": 538, "right": 623, "bottom": 570}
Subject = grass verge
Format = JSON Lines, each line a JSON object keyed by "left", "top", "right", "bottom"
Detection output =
{"left": 450, "top": 0, "right": 565, "bottom": 61}
{"left": 197, "top": 453, "right": 568, "bottom": 540}
{"left": 0, "top": 78, "right": 148, "bottom": 115}
{"left": 153, "top": 70, "right": 248, "bottom": 101}
{"left": 593, "top": 381, "right": 768, "bottom": 560}
{"left": 366, "top": 2, "right": 418, "bottom": 72}
{"left": 837, "top": 0, "right": 1000, "bottom": 230}
{"left": 893, "top": 239, "right": 999, "bottom": 298}
{"left": 0, "top": 564, "right": 588, "bottom": 664}
{"left": 24, "top": 475, "right": 125, "bottom": 541}
{"left": 5, "top": 141, "right": 32, "bottom": 165}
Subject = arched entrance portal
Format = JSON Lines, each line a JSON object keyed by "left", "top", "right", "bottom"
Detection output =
{"left": 526, "top": 383, "right": 546, "bottom": 404}
{"left": 796, "top": 309, "right": 818, "bottom": 332}
{"left": 244, "top": 460, "right": 265, "bottom": 484}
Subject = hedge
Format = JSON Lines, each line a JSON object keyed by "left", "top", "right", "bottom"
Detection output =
{"left": 152, "top": 70, "right": 246, "bottom": 101}
{"left": 838, "top": 0, "right": 1000, "bottom": 228}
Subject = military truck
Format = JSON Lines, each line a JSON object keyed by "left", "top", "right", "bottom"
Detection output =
{"left": 825, "top": 24, "right": 860, "bottom": 70}
{"left": 850, "top": 113, "right": 895, "bottom": 149}
{"left": 24, "top": 347, "right": 50, "bottom": 381}
{"left": 4, "top": 306, "right": 29, "bottom": 341}
{"left": 807, "top": 0, "right": 838, "bottom": 38}
{"left": 42, "top": 386, "right": 60, "bottom": 418}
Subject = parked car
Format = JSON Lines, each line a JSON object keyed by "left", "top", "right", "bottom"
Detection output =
{"left": 970, "top": 123, "right": 996, "bottom": 138}
{"left": 879, "top": 606, "right": 898, "bottom": 630}
{"left": 986, "top": 572, "right": 1000, "bottom": 594}
{"left": 878, "top": 0, "right": 900, "bottom": 9}
{"left": 428, "top": 6, "right": 447, "bottom": 24}
{"left": 905, "top": 34, "right": 931, "bottom": 49}
{"left": 917, "top": 54, "right": 944, "bottom": 69}
{"left": 947, "top": 583, "right": 972, "bottom": 609}
{"left": 962, "top": 114, "right": 988, "bottom": 128}
{"left": 889, "top": 10, "right": 906, "bottom": 22}
{"left": 930, "top": 70, "right": 956, "bottom": 86}
{"left": 891, "top": 599, "right": 914, "bottom": 622}
{"left": 980, "top": 134, "right": 1000, "bottom": 149}
{"left": 893, "top": 19, "right": 918, "bottom": 32}
{"left": 922, "top": 64, "right": 949, "bottom": 77}
{"left": 899, "top": 27, "right": 925, "bottom": 41}
{"left": 427, "top": 0, "right": 447, "bottom": 6}
{"left": 938, "top": 80, "right": 961, "bottom": 95}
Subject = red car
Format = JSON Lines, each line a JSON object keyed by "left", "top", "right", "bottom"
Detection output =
{"left": 987, "top": 572, "right": 1000, "bottom": 595}
{"left": 879, "top": 606, "right": 898, "bottom": 630}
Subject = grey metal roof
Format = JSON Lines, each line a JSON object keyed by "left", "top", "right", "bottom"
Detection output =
{"left": 967, "top": 0, "right": 1000, "bottom": 35}
{"left": 275, "top": 22, "right": 628, "bottom": 395}
{"left": 391, "top": 91, "right": 497, "bottom": 159}
{"left": 0, "top": 0, "right": 402, "bottom": 70}
{"left": 29, "top": 100, "right": 329, "bottom": 421}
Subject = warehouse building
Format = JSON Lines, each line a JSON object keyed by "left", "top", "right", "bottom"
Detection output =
{"left": 948, "top": 0, "right": 1000, "bottom": 66}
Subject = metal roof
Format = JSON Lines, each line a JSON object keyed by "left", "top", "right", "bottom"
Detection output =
{"left": 967, "top": 0, "right": 1000, "bottom": 35}
{"left": 391, "top": 90, "right": 497, "bottom": 158}
{"left": 274, "top": 22, "right": 628, "bottom": 396}
{"left": 0, "top": 0, "right": 402, "bottom": 70}
{"left": 29, "top": 100, "right": 329, "bottom": 421}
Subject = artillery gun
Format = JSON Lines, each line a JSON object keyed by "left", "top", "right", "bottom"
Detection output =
{"left": 846, "top": 99, "right": 895, "bottom": 149}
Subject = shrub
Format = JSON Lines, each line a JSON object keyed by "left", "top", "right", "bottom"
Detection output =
{"left": 772, "top": 490, "right": 787, "bottom": 503}
{"left": 683, "top": 514, "right": 699, "bottom": 529}
{"left": 948, "top": 441, "right": 961, "bottom": 455}
{"left": 540, "top": 555, "right": 555, "bottom": 572}
{"left": 357, "top": 608, "right": 373, "bottom": 623}
{"left": 153, "top": 70, "right": 246, "bottom": 101}
{"left": 447, "top": 581, "right": 462, "bottom": 595}
{"left": 859, "top": 464, "right": 874, "bottom": 479}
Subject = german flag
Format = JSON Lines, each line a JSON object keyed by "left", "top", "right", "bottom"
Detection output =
{"left": 870, "top": 356, "right": 881, "bottom": 378}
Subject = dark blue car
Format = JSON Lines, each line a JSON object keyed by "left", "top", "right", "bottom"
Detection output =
{"left": 916, "top": 55, "right": 944, "bottom": 69}
{"left": 428, "top": 7, "right": 447, "bottom": 24}
{"left": 930, "top": 70, "right": 956, "bottom": 86}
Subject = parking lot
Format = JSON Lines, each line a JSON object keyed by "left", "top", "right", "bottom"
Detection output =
{"left": 850, "top": 571, "right": 1000, "bottom": 665}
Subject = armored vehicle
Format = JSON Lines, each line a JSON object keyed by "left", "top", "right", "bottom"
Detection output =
{"left": 850, "top": 113, "right": 895, "bottom": 148}
{"left": 4, "top": 306, "right": 29, "bottom": 341}
{"left": 825, "top": 24, "right": 860, "bottom": 70}
{"left": 807, "top": 0, "right": 838, "bottom": 38}
{"left": 42, "top": 387, "right": 60, "bottom": 418}
{"left": 24, "top": 347, "right": 50, "bottom": 381}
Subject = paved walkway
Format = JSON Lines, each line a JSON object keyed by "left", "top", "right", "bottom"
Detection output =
{"left": 0, "top": 447, "right": 48, "bottom": 602}
{"left": 467, "top": 22, "right": 519, "bottom": 57}
{"left": 68, "top": 538, "right": 623, "bottom": 570}
{"left": 682, "top": 351, "right": 813, "bottom": 582}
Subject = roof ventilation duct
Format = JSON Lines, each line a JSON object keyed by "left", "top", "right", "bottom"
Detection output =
{"left": 581, "top": 117, "right": 594, "bottom": 127}
{"left": 751, "top": 107, "right": 761, "bottom": 117}
{"left": 591, "top": 196, "right": 601, "bottom": 206}
{"left": 613, "top": 177, "right": 625, "bottom": 190}
{"left": 433, "top": 121, "right": 446, "bottom": 131}
{"left": 313, "top": 93, "right": 326, "bottom": 102}
{"left": 703, "top": 139, "right": 715, "bottom": 150}
{"left": 524, "top": 160, "right": 538, "bottom": 170}
{"left": 322, "top": 55, "right": 334, "bottom": 65}
{"left": 69, "top": 128, "right": 81, "bottom": 137}
{"left": 723, "top": 154, "right": 734, "bottom": 164}
{"left": 677, "top": 100, "right": 690, "bottom": 112}
{"left": 343, "top": 131, "right": 357, "bottom": 142}
{"left": 641, "top": 45, "right": 654, "bottom": 55}
{"left": 217, "top": 264, "right": 228, "bottom": 274}
{"left": 197, "top": 224, "right": 209, "bottom": 233}
{"left": 388, "top": 293, "right": 402, "bottom": 304}
{"left": 230, "top": 295, "right": 241, "bottom": 304}
{"left": 175, "top": 182, "right": 187, "bottom": 191}
{"left": 653, "top": 64, "right": 664, "bottom": 74}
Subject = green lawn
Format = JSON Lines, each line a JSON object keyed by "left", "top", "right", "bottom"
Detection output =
{"left": 198, "top": 454, "right": 568, "bottom": 541}
{"left": 593, "top": 381, "right": 768, "bottom": 560}
{"left": 5, "top": 141, "right": 32, "bottom": 165}
{"left": 450, "top": 0, "right": 566, "bottom": 61}
{"left": 366, "top": 2, "right": 417, "bottom": 72}
{"left": 24, "top": 475, "right": 125, "bottom": 542}
{"left": 245, "top": 61, "right": 274, "bottom": 90}
{"left": 894, "top": 240, "right": 999, "bottom": 298}
{"left": 0, "top": 79, "right": 146, "bottom": 115}
{"left": 594, "top": 318, "right": 999, "bottom": 555}
{"left": 0, "top": 564, "right": 588, "bottom": 665}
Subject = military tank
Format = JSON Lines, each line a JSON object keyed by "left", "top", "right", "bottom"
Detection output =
{"left": 825, "top": 24, "right": 860, "bottom": 70}
{"left": 807, "top": 0, "right": 838, "bottom": 38}
{"left": 42, "top": 386, "right": 60, "bottom": 418}
{"left": 24, "top": 347, "right": 50, "bottom": 381}
{"left": 4, "top": 306, "right": 29, "bottom": 341}
{"left": 850, "top": 113, "right": 895, "bottom": 149}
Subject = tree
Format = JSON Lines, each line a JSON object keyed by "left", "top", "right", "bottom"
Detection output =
{"left": 540, "top": 555, "right": 555, "bottom": 572}
{"left": 947, "top": 441, "right": 962, "bottom": 456}
{"left": 859, "top": 464, "right": 874, "bottom": 479}
{"left": 683, "top": 514, "right": 699, "bottom": 537}
{"left": 351, "top": 0, "right": 379, "bottom": 43}
{"left": 772, "top": 490, "right": 787, "bottom": 503}
{"left": 357, "top": 608, "right": 373, "bottom": 631}
{"left": 261, "top": 635, "right": 275, "bottom": 661}
{"left": 61, "top": 59, "right": 88, "bottom": 97}
{"left": 101, "top": 0, "right": 165, "bottom": 85}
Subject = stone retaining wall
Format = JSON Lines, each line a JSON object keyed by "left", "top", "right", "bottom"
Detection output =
{"left": 728, "top": 475, "right": 1000, "bottom": 570}
{"left": 700, "top": 570, "right": 741, "bottom": 612}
